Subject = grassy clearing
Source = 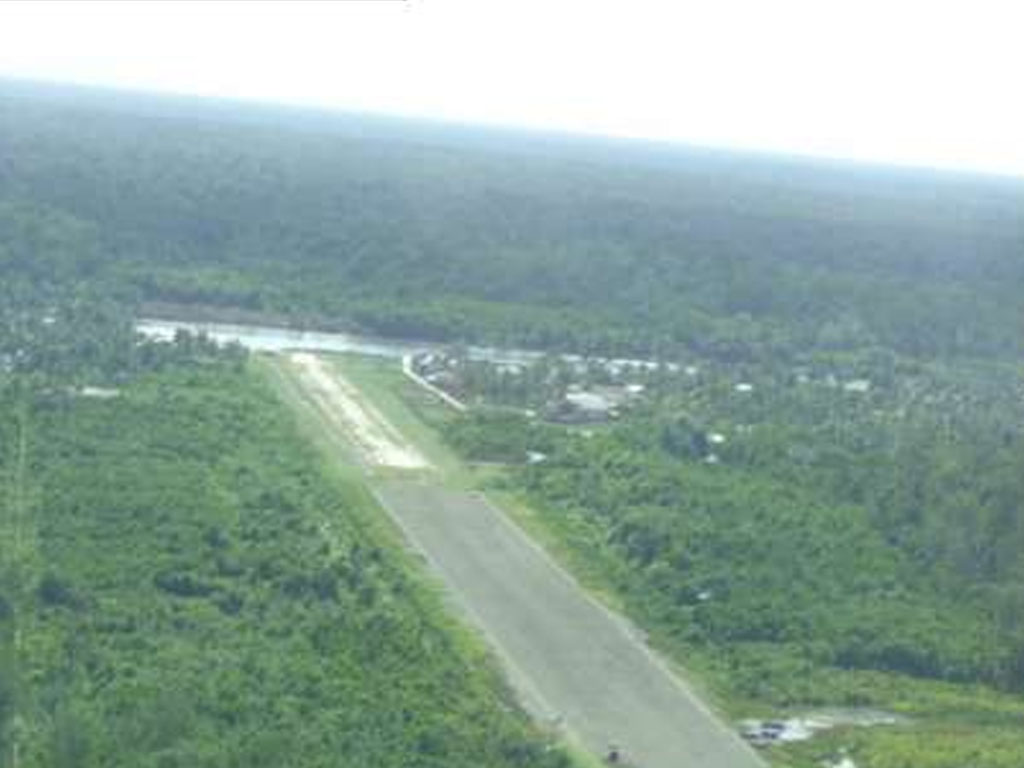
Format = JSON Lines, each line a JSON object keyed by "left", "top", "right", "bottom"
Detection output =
{"left": 321, "top": 354, "right": 469, "bottom": 480}
{"left": 311, "top": 356, "right": 737, "bottom": 715}
{"left": 257, "top": 353, "right": 365, "bottom": 470}
{"left": 258, "top": 353, "right": 588, "bottom": 766}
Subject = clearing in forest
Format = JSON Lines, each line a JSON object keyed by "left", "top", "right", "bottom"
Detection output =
{"left": 278, "top": 351, "right": 764, "bottom": 768}
{"left": 288, "top": 352, "right": 431, "bottom": 470}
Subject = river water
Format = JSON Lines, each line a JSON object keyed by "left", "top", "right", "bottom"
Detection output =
{"left": 138, "top": 318, "right": 435, "bottom": 359}
{"left": 136, "top": 318, "right": 672, "bottom": 370}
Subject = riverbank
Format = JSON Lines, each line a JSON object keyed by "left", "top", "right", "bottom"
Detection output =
{"left": 136, "top": 317, "right": 681, "bottom": 370}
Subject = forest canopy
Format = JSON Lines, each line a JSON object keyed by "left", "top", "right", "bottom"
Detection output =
{"left": 2, "top": 79, "right": 1022, "bottom": 361}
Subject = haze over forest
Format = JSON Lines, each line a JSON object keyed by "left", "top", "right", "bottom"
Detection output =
{"left": 4, "top": 80, "right": 1023, "bottom": 360}
{"left": 1, "top": 79, "right": 1024, "bottom": 768}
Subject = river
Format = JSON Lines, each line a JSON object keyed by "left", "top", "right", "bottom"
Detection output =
{"left": 136, "top": 318, "right": 674, "bottom": 370}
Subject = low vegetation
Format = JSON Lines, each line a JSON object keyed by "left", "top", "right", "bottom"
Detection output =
{"left": 419, "top": 349, "right": 1024, "bottom": 767}
{"left": 3, "top": 79, "right": 1023, "bottom": 363}
{"left": 0, "top": 284, "right": 570, "bottom": 766}
{"left": 3, "top": 79, "right": 1023, "bottom": 767}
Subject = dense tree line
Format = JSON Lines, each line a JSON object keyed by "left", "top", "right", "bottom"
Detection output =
{"left": 435, "top": 346, "right": 1024, "bottom": 766}
{"left": 445, "top": 410, "right": 1010, "bottom": 685}
{"left": 0, "top": 274, "right": 568, "bottom": 765}
{"left": 0, "top": 366, "right": 569, "bottom": 767}
{"left": 3, "top": 77, "right": 1024, "bottom": 767}
{"left": 442, "top": 352, "right": 1024, "bottom": 689}
{"left": 2, "top": 79, "right": 1022, "bottom": 362}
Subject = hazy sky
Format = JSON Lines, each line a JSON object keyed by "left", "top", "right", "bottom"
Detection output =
{"left": 1, "top": 0, "right": 1022, "bottom": 177}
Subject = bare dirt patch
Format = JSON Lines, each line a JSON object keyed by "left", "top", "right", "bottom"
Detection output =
{"left": 289, "top": 352, "right": 431, "bottom": 470}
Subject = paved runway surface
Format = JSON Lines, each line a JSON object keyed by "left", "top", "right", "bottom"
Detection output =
{"left": 374, "top": 480, "right": 764, "bottom": 768}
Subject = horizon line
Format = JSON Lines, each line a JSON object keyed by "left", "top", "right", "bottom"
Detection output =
{"left": 3, "top": 73, "right": 1024, "bottom": 184}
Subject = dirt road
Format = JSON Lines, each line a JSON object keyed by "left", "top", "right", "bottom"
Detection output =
{"left": 289, "top": 352, "right": 430, "bottom": 470}
{"left": 280, "top": 353, "right": 763, "bottom": 768}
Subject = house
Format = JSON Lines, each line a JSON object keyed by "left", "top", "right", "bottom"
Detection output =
{"left": 566, "top": 391, "right": 616, "bottom": 414}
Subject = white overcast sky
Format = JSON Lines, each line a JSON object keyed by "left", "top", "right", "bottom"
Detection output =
{"left": 1, "top": 0, "right": 1023, "bottom": 177}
